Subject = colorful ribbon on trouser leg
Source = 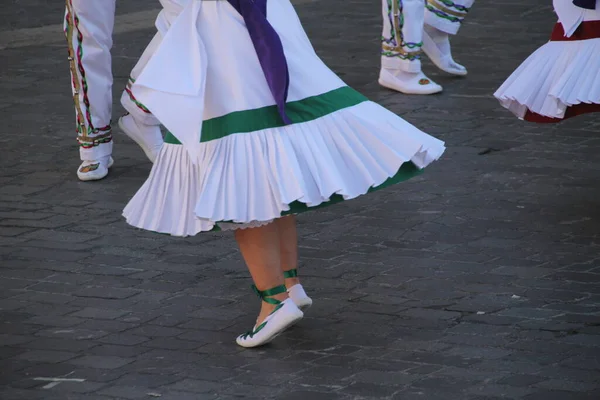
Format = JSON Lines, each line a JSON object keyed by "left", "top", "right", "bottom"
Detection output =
{"left": 226, "top": 0, "right": 291, "bottom": 124}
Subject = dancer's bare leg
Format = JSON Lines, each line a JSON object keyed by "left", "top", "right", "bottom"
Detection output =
{"left": 277, "top": 216, "right": 301, "bottom": 288}
{"left": 234, "top": 222, "right": 304, "bottom": 348}
{"left": 235, "top": 223, "right": 288, "bottom": 323}
{"left": 275, "top": 216, "right": 313, "bottom": 310}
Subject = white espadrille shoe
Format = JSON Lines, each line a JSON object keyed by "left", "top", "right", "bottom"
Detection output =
{"left": 378, "top": 68, "right": 442, "bottom": 95}
{"left": 118, "top": 114, "right": 164, "bottom": 163}
{"left": 236, "top": 285, "right": 303, "bottom": 348}
{"left": 77, "top": 156, "right": 114, "bottom": 182}
{"left": 422, "top": 27, "right": 467, "bottom": 76}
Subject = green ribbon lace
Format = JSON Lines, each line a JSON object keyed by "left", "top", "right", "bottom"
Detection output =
{"left": 283, "top": 269, "right": 298, "bottom": 279}
{"left": 240, "top": 284, "right": 288, "bottom": 340}
{"left": 251, "top": 284, "right": 287, "bottom": 305}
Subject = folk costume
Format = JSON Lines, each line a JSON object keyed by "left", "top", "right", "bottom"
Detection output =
{"left": 380, "top": 0, "right": 475, "bottom": 94}
{"left": 123, "top": 0, "right": 445, "bottom": 347}
{"left": 494, "top": 0, "right": 600, "bottom": 122}
{"left": 64, "top": 0, "right": 163, "bottom": 181}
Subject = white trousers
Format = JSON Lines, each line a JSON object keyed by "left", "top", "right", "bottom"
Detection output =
{"left": 64, "top": 0, "right": 158, "bottom": 161}
{"left": 381, "top": 0, "right": 475, "bottom": 72}
{"left": 120, "top": 0, "right": 182, "bottom": 129}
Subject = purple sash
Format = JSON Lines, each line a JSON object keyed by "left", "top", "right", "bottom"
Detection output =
{"left": 573, "top": 0, "right": 597, "bottom": 10}
{"left": 226, "top": 0, "right": 291, "bottom": 124}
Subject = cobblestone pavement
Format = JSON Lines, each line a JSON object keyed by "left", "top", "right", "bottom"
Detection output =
{"left": 2, "top": 1, "right": 600, "bottom": 399}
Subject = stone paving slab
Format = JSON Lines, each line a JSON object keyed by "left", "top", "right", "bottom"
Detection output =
{"left": 1, "top": 0, "right": 600, "bottom": 399}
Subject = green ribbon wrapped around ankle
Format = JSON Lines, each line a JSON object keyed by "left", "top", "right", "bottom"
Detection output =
{"left": 251, "top": 284, "right": 287, "bottom": 305}
{"left": 283, "top": 269, "right": 298, "bottom": 279}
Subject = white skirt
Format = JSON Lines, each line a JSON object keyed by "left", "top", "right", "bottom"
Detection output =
{"left": 123, "top": 0, "right": 445, "bottom": 236}
{"left": 494, "top": 20, "right": 600, "bottom": 122}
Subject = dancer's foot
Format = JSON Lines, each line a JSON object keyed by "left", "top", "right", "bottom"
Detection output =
{"left": 77, "top": 156, "right": 114, "bottom": 181}
{"left": 118, "top": 114, "right": 164, "bottom": 163}
{"left": 423, "top": 25, "right": 467, "bottom": 76}
{"left": 288, "top": 284, "right": 312, "bottom": 311}
{"left": 379, "top": 68, "right": 442, "bottom": 95}
{"left": 236, "top": 285, "right": 303, "bottom": 348}
{"left": 284, "top": 269, "right": 312, "bottom": 311}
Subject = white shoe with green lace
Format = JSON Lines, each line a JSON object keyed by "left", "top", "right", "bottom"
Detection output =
{"left": 236, "top": 285, "right": 303, "bottom": 348}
